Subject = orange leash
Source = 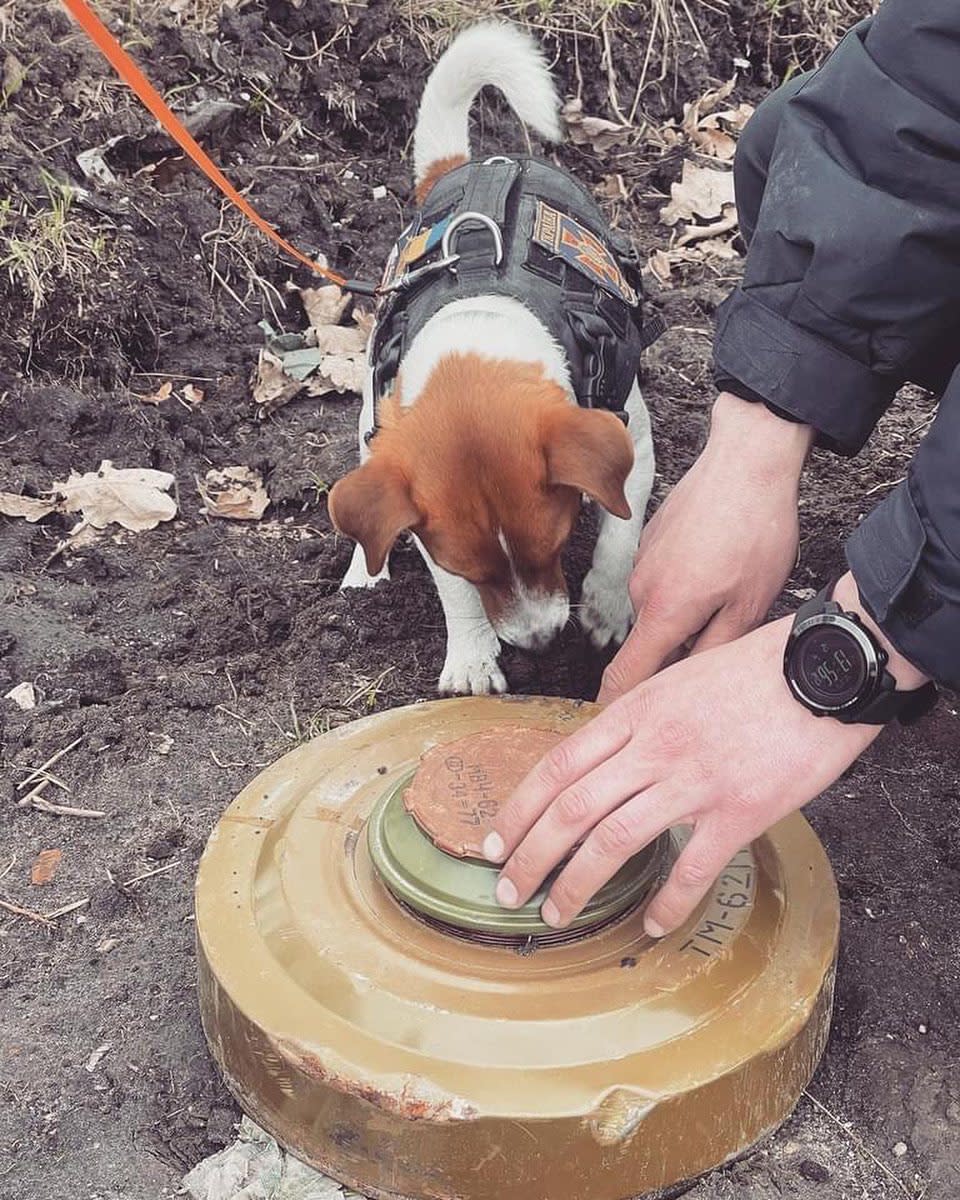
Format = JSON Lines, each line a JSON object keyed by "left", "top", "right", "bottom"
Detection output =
{"left": 60, "top": 0, "right": 377, "bottom": 294}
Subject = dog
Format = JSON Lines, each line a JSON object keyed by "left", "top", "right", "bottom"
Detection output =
{"left": 328, "top": 23, "right": 658, "bottom": 695}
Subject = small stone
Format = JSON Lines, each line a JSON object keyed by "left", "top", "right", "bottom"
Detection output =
{"left": 892, "top": 1142, "right": 908, "bottom": 1158}
{"left": 372, "top": 185, "right": 387, "bottom": 200}
{"left": 798, "top": 1159, "right": 831, "bottom": 1183}
{"left": 918, "top": 1024, "right": 928, "bottom": 1034}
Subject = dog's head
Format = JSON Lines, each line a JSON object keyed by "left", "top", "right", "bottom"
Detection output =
{"left": 329, "top": 355, "right": 633, "bottom": 650}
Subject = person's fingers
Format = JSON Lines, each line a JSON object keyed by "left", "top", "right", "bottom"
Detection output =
{"left": 642, "top": 822, "right": 745, "bottom": 938}
{"left": 483, "top": 708, "right": 632, "bottom": 865}
{"left": 494, "top": 749, "right": 657, "bottom": 908}
{"left": 686, "top": 606, "right": 749, "bottom": 657}
{"left": 538, "top": 785, "right": 687, "bottom": 927}
{"left": 598, "top": 592, "right": 715, "bottom": 703}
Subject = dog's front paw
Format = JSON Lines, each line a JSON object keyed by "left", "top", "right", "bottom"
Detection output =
{"left": 340, "top": 544, "right": 390, "bottom": 590}
{"left": 439, "top": 634, "right": 507, "bottom": 696}
{"left": 580, "top": 567, "right": 634, "bottom": 649}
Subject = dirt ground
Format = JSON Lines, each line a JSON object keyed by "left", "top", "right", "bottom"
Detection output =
{"left": 1, "top": 2, "right": 958, "bottom": 1198}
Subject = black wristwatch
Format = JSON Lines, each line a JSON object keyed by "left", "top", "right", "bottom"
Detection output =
{"left": 784, "top": 582, "right": 938, "bottom": 725}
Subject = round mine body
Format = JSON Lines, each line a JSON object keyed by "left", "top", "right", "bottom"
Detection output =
{"left": 196, "top": 696, "right": 839, "bottom": 1200}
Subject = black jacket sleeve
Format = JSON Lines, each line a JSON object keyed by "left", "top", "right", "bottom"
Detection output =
{"left": 713, "top": 0, "right": 960, "bottom": 456}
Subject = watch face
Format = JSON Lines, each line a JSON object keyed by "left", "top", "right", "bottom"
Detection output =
{"left": 793, "top": 626, "right": 869, "bottom": 708}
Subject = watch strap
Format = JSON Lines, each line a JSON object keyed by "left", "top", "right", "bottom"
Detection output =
{"left": 853, "top": 679, "right": 939, "bottom": 726}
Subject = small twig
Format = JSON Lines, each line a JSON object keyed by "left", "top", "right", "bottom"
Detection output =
{"left": 676, "top": 212, "right": 739, "bottom": 246}
{"left": 600, "top": 15, "right": 631, "bottom": 127}
{"left": 16, "top": 736, "right": 83, "bottom": 791}
{"left": 803, "top": 1090, "right": 919, "bottom": 1199}
{"left": 24, "top": 795, "right": 107, "bottom": 819}
{"left": 863, "top": 474, "right": 906, "bottom": 498}
{"left": 0, "top": 854, "right": 16, "bottom": 883}
{"left": 42, "top": 520, "right": 90, "bottom": 568}
{"left": 44, "top": 897, "right": 90, "bottom": 920}
{"left": 0, "top": 897, "right": 54, "bottom": 927}
{"left": 122, "top": 862, "right": 179, "bottom": 888}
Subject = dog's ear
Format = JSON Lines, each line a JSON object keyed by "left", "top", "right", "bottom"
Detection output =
{"left": 542, "top": 406, "right": 634, "bottom": 519}
{"left": 328, "top": 458, "right": 420, "bottom": 575}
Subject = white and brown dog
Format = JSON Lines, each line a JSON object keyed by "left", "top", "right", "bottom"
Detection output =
{"left": 329, "top": 23, "right": 656, "bottom": 695}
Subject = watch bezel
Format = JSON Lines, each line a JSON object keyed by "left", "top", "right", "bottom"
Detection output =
{"left": 785, "top": 611, "right": 886, "bottom": 716}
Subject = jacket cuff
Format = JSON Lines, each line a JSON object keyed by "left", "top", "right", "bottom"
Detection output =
{"left": 713, "top": 289, "right": 899, "bottom": 456}
{"left": 845, "top": 481, "right": 960, "bottom": 689}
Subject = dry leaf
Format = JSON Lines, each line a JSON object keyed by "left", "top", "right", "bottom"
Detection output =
{"left": 353, "top": 307, "right": 375, "bottom": 338}
{"left": 0, "top": 493, "right": 58, "bottom": 522}
{"left": 5, "top": 681, "right": 36, "bottom": 710}
{"left": 31, "top": 849, "right": 62, "bottom": 886}
{"left": 561, "top": 98, "right": 629, "bottom": 153}
{"left": 646, "top": 249, "right": 673, "bottom": 286}
{"left": 298, "top": 284, "right": 351, "bottom": 331}
{"left": 198, "top": 467, "right": 270, "bottom": 521}
{"left": 305, "top": 356, "right": 366, "bottom": 396}
{"left": 85, "top": 1044, "right": 112, "bottom": 1072}
{"left": 136, "top": 380, "right": 173, "bottom": 406}
{"left": 182, "top": 384, "right": 205, "bottom": 407}
{"left": 597, "top": 173, "right": 628, "bottom": 201}
{"left": 253, "top": 349, "right": 302, "bottom": 413}
{"left": 660, "top": 162, "right": 736, "bottom": 227}
{"left": 53, "top": 460, "right": 177, "bottom": 531}
{"left": 2, "top": 52, "right": 26, "bottom": 104}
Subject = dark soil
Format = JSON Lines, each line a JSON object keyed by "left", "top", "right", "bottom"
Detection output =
{"left": 1, "top": 3, "right": 957, "bottom": 1199}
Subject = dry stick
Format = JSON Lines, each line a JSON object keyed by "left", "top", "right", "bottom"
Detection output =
{"left": 803, "top": 1090, "right": 919, "bottom": 1200}
{"left": 44, "top": 897, "right": 90, "bottom": 920}
{"left": 26, "top": 795, "right": 107, "bottom": 819}
{"left": 0, "top": 854, "right": 16, "bottom": 883}
{"left": 600, "top": 15, "right": 631, "bottom": 128}
{"left": 122, "top": 862, "right": 178, "bottom": 888}
{"left": 16, "top": 736, "right": 83, "bottom": 792}
{"left": 0, "top": 898, "right": 54, "bottom": 927}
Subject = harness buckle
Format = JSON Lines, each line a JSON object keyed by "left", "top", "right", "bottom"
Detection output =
{"left": 440, "top": 211, "right": 504, "bottom": 269}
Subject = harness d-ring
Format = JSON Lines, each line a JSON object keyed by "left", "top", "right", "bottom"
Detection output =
{"left": 440, "top": 211, "right": 504, "bottom": 267}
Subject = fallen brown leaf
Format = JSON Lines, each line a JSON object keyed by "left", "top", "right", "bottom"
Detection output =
{"left": 0, "top": 493, "right": 58, "bottom": 522}
{"left": 5, "top": 681, "right": 36, "bottom": 710}
{"left": 2, "top": 52, "right": 26, "bottom": 105}
{"left": 660, "top": 162, "right": 736, "bottom": 227}
{"left": 298, "top": 284, "right": 351, "bottom": 331}
{"left": 136, "top": 380, "right": 173, "bottom": 405}
{"left": 182, "top": 384, "right": 205, "bottom": 407}
{"left": 646, "top": 249, "right": 673, "bottom": 286}
{"left": 53, "top": 460, "right": 177, "bottom": 531}
{"left": 252, "top": 349, "right": 303, "bottom": 413}
{"left": 198, "top": 466, "right": 269, "bottom": 521}
{"left": 597, "top": 173, "right": 628, "bottom": 201}
{"left": 31, "top": 849, "right": 62, "bottom": 886}
{"left": 561, "top": 98, "right": 630, "bottom": 153}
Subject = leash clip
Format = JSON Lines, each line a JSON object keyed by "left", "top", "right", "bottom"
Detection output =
{"left": 379, "top": 254, "right": 461, "bottom": 294}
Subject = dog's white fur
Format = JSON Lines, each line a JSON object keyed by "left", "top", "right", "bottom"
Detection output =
{"left": 340, "top": 24, "right": 655, "bottom": 694}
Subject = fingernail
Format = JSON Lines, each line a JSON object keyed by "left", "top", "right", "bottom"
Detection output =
{"left": 496, "top": 877, "right": 518, "bottom": 908}
{"left": 644, "top": 916, "right": 666, "bottom": 939}
{"left": 541, "top": 900, "right": 561, "bottom": 927}
{"left": 483, "top": 832, "right": 505, "bottom": 862}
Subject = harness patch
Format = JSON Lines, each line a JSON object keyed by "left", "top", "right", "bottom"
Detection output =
{"left": 533, "top": 201, "right": 638, "bottom": 307}
{"left": 380, "top": 215, "right": 452, "bottom": 293}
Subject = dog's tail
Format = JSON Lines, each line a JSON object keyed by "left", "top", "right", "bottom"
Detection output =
{"left": 413, "top": 23, "right": 561, "bottom": 202}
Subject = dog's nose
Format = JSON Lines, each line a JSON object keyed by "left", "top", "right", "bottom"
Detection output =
{"left": 494, "top": 594, "right": 569, "bottom": 651}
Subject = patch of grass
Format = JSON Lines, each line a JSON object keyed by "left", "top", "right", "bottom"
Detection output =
{"left": 762, "top": 0, "right": 874, "bottom": 75}
{"left": 0, "top": 172, "right": 115, "bottom": 315}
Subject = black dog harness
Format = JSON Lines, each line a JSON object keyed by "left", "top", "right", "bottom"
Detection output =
{"left": 369, "top": 156, "right": 665, "bottom": 425}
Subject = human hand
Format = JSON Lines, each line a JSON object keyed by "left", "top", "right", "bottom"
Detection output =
{"left": 598, "top": 392, "right": 815, "bottom": 703}
{"left": 484, "top": 572, "right": 925, "bottom": 938}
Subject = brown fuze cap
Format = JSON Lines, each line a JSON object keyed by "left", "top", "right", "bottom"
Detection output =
{"left": 403, "top": 726, "right": 562, "bottom": 858}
